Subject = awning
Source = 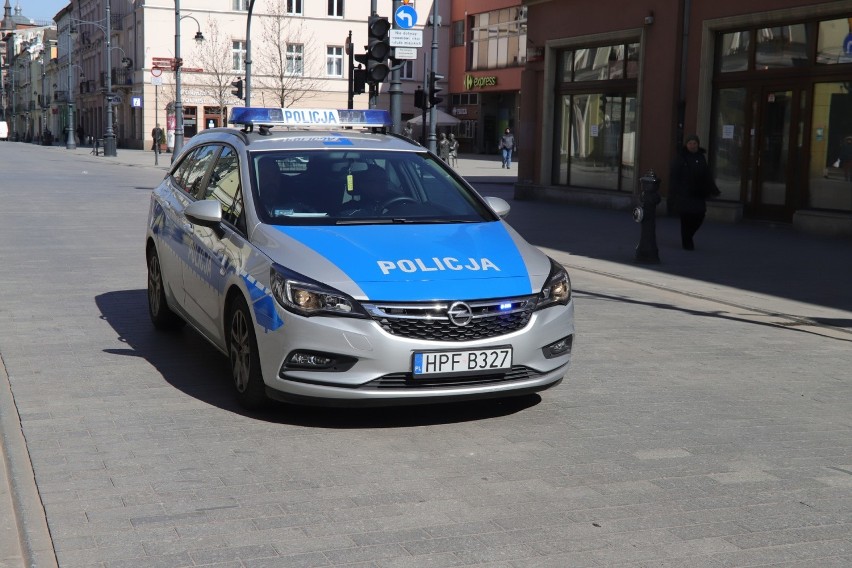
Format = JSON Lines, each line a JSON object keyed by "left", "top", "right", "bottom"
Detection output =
{"left": 406, "top": 109, "right": 460, "bottom": 127}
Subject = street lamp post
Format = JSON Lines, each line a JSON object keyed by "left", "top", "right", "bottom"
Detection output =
{"left": 70, "top": 10, "right": 117, "bottom": 155}
{"left": 65, "top": 27, "right": 78, "bottom": 150}
{"left": 173, "top": 0, "right": 204, "bottom": 159}
{"left": 102, "top": 0, "right": 117, "bottom": 156}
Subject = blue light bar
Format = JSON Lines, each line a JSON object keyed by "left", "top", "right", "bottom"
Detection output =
{"left": 228, "top": 107, "right": 391, "bottom": 129}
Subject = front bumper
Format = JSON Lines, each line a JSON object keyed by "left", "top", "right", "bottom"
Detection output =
{"left": 254, "top": 299, "right": 574, "bottom": 405}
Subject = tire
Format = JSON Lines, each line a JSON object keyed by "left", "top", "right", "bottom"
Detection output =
{"left": 147, "top": 247, "right": 185, "bottom": 330}
{"left": 228, "top": 296, "right": 268, "bottom": 409}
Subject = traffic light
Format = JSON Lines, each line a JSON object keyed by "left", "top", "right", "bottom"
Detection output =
{"left": 414, "top": 87, "right": 426, "bottom": 110}
{"left": 429, "top": 72, "right": 444, "bottom": 107}
{"left": 366, "top": 15, "right": 391, "bottom": 83}
{"left": 353, "top": 68, "right": 367, "bottom": 95}
{"left": 231, "top": 77, "right": 244, "bottom": 100}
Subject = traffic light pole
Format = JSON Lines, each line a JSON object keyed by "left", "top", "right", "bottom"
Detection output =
{"left": 427, "top": 0, "right": 439, "bottom": 153}
{"left": 388, "top": 0, "right": 402, "bottom": 134}
{"left": 244, "top": 0, "right": 255, "bottom": 107}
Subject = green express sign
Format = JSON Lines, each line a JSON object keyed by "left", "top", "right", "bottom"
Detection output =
{"left": 464, "top": 74, "right": 498, "bottom": 90}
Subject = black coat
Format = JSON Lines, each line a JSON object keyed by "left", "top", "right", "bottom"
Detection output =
{"left": 669, "top": 146, "right": 718, "bottom": 214}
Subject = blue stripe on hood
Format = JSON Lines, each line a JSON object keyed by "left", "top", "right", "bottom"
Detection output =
{"left": 275, "top": 222, "right": 533, "bottom": 301}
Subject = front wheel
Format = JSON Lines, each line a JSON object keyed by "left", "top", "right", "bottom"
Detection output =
{"left": 228, "top": 296, "right": 268, "bottom": 409}
{"left": 147, "top": 247, "right": 185, "bottom": 330}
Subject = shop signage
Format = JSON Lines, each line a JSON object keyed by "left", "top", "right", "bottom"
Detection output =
{"left": 464, "top": 74, "right": 498, "bottom": 90}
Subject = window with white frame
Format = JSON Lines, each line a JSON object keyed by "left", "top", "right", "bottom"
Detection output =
{"left": 327, "top": 46, "right": 343, "bottom": 76}
{"left": 286, "top": 44, "right": 304, "bottom": 75}
{"left": 287, "top": 0, "right": 303, "bottom": 15}
{"left": 400, "top": 59, "right": 414, "bottom": 79}
{"left": 233, "top": 0, "right": 248, "bottom": 10}
{"left": 232, "top": 40, "right": 246, "bottom": 71}
{"left": 327, "top": 0, "right": 343, "bottom": 17}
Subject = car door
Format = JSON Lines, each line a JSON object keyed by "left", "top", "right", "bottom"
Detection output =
{"left": 181, "top": 145, "right": 249, "bottom": 345}
{"left": 153, "top": 147, "right": 211, "bottom": 309}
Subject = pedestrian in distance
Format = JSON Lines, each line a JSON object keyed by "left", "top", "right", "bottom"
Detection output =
{"left": 76, "top": 124, "right": 85, "bottom": 146}
{"left": 151, "top": 124, "right": 164, "bottom": 153}
{"left": 448, "top": 133, "right": 459, "bottom": 168}
{"left": 499, "top": 127, "right": 515, "bottom": 169}
{"left": 669, "top": 134, "right": 720, "bottom": 251}
{"left": 403, "top": 123, "right": 413, "bottom": 140}
{"left": 438, "top": 132, "right": 450, "bottom": 162}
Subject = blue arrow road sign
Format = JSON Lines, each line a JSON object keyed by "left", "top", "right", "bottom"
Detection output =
{"left": 395, "top": 5, "right": 417, "bottom": 30}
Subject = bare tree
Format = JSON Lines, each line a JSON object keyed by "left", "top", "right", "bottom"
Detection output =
{"left": 254, "top": 0, "right": 322, "bottom": 107}
{"left": 193, "top": 18, "right": 240, "bottom": 124}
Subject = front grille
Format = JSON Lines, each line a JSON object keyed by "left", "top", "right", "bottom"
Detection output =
{"left": 360, "top": 366, "right": 542, "bottom": 390}
{"left": 363, "top": 296, "right": 537, "bottom": 341}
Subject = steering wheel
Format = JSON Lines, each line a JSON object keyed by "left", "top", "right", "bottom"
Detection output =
{"left": 380, "top": 196, "right": 418, "bottom": 212}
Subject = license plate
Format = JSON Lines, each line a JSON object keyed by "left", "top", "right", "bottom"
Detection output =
{"left": 412, "top": 347, "right": 513, "bottom": 376}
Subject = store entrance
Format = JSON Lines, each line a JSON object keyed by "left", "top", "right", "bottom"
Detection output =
{"left": 746, "top": 87, "right": 804, "bottom": 221}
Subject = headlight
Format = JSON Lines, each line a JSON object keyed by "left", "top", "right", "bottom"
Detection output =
{"left": 270, "top": 264, "right": 368, "bottom": 318}
{"left": 536, "top": 258, "right": 572, "bottom": 310}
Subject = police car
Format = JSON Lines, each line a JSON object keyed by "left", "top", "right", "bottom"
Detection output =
{"left": 145, "top": 107, "right": 574, "bottom": 409}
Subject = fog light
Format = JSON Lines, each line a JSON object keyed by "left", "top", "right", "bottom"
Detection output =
{"left": 542, "top": 335, "right": 573, "bottom": 359}
{"left": 290, "top": 352, "right": 333, "bottom": 367}
{"left": 280, "top": 350, "right": 357, "bottom": 374}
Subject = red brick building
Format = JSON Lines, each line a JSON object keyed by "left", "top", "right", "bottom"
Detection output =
{"left": 515, "top": 0, "right": 852, "bottom": 235}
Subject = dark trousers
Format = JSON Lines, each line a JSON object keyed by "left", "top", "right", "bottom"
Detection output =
{"left": 680, "top": 212, "right": 705, "bottom": 249}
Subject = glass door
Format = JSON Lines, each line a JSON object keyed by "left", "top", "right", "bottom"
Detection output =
{"left": 748, "top": 87, "right": 802, "bottom": 220}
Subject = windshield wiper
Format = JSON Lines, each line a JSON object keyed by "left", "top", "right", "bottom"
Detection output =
{"left": 335, "top": 218, "right": 394, "bottom": 225}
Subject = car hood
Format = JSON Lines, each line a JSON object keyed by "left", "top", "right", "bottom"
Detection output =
{"left": 255, "top": 222, "right": 547, "bottom": 301}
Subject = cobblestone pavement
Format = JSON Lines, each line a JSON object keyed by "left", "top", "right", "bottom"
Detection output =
{"left": 0, "top": 142, "right": 850, "bottom": 567}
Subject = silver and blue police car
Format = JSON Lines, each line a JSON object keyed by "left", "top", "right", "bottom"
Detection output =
{"left": 145, "top": 107, "right": 574, "bottom": 408}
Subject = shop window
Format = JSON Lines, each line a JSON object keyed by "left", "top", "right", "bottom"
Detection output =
{"left": 710, "top": 88, "right": 747, "bottom": 200}
{"left": 817, "top": 18, "right": 852, "bottom": 64}
{"left": 755, "top": 24, "right": 809, "bottom": 69}
{"left": 809, "top": 82, "right": 852, "bottom": 211}
{"left": 555, "top": 93, "right": 633, "bottom": 191}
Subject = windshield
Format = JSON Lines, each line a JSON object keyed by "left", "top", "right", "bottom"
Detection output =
{"left": 249, "top": 150, "right": 497, "bottom": 225}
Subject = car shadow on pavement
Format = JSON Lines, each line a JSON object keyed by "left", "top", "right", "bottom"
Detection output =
{"left": 95, "top": 290, "right": 541, "bottom": 427}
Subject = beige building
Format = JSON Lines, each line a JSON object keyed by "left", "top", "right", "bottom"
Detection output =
{"left": 46, "top": 0, "right": 449, "bottom": 151}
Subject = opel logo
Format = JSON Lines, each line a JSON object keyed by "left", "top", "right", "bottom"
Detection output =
{"left": 447, "top": 301, "right": 473, "bottom": 327}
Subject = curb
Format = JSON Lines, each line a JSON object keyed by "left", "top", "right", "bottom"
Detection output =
{"left": 0, "top": 356, "right": 58, "bottom": 568}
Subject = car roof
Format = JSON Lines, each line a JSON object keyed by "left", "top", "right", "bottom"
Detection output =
{"left": 187, "top": 127, "right": 423, "bottom": 153}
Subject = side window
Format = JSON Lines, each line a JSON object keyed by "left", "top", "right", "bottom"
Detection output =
{"left": 203, "top": 146, "right": 245, "bottom": 231}
{"left": 177, "top": 145, "right": 219, "bottom": 198}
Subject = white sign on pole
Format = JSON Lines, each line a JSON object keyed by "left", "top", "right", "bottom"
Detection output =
{"left": 151, "top": 76, "right": 162, "bottom": 85}
{"left": 389, "top": 29, "right": 423, "bottom": 48}
{"left": 393, "top": 47, "right": 418, "bottom": 60}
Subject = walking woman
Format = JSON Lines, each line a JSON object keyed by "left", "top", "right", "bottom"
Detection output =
{"left": 669, "top": 134, "right": 719, "bottom": 250}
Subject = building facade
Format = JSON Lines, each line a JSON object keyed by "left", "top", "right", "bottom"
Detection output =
{"left": 448, "top": 0, "right": 526, "bottom": 154}
{"left": 37, "top": 0, "right": 449, "bottom": 151}
{"left": 518, "top": 0, "right": 852, "bottom": 236}
{"left": 1, "top": 1, "right": 56, "bottom": 143}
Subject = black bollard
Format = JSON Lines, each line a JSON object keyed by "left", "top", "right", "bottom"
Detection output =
{"left": 634, "top": 170, "right": 661, "bottom": 264}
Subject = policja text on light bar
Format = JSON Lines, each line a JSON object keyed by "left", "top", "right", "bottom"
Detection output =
{"left": 228, "top": 107, "right": 392, "bottom": 129}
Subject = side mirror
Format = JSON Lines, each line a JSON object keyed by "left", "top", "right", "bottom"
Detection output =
{"left": 185, "top": 199, "right": 223, "bottom": 227}
{"left": 484, "top": 195, "right": 511, "bottom": 218}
